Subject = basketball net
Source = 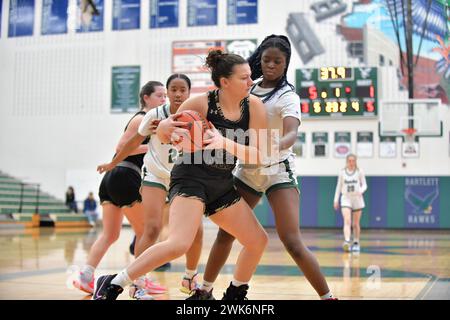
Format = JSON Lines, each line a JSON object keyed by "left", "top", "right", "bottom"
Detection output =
{"left": 402, "top": 128, "right": 417, "bottom": 143}
{"left": 401, "top": 128, "right": 419, "bottom": 157}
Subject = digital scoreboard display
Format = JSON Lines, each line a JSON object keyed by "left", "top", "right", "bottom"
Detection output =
{"left": 296, "top": 67, "right": 378, "bottom": 118}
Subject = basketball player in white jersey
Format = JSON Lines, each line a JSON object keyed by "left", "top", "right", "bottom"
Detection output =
{"left": 73, "top": 81, "right": 166, "bottom": 296}
{"left": 97, "top": 74, "right": 203, "bottom": 299}
{"left": 189, "top": 35, "right": 335, "bottom": 300}
{"left": 333, "top": 154, "right": 367, "bottom": 252}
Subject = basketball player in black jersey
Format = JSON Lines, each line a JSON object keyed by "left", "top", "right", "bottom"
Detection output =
{"left": 73, "top": 81, "right": 166, "bottom": 295}
{"left": 195, "top": 35, "right": 335, "bottom": 300}
{"left": 92, "top": 50, "right": 269, "bottom": 300}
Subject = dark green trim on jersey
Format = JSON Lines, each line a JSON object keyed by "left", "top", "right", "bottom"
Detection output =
{"left": 162, "top": 104, "right": 169, "bottom": 118}
{"left": 266, "top": 182, "right": 298, "bottom": 196}
{"left": 142, "top": 181, "right": 167, "bottom": 191}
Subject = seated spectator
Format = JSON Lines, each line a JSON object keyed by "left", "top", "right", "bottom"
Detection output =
{"left": 83, "top": 192, "right": 98, "bottom": 226}
{"left": 65, "top": 186, "right": 78, "bottom": 213}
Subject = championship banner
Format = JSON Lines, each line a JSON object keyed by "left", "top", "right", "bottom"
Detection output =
{"left": 8, "top": 0, "right": 35, "bottom": 37}
{"left": 150, "top": 0, "right": 178, "bottom": 28}
{"left": 334, "top": 131, "right": 351, "bottom": 158}
{"left": 111, "top": 66, "right": 141, "bottom": 113}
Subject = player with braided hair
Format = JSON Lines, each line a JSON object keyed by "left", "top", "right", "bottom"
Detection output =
{"left": 190, "top": 35, "right": 336, "bottom": 300}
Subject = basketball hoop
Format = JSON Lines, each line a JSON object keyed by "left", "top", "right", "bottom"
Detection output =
{"left": 402, "top": 128, "right": 417, "bottom": 143}
{"left": 401, "top": 128, "right": 419, "bottom": 158}
{"left": 402, "top": 128, "right": 417, "bottom": 135}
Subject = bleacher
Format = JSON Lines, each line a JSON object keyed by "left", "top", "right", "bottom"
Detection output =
{"left": 0, "top": 171, "right": 91, "bottom": 228}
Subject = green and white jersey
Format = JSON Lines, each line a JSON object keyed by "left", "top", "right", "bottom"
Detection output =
{"left": 333, "top": 168, "right": 367, "bottom": 202}
{"left": 250, "top": 80, "right": 301, "bottom": 162}
{"left": 138, "top": 103, "right": 177, "bottom": 179}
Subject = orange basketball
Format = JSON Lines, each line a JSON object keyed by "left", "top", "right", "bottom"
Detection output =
{"left": 174, "top": 110, "right": 211, "bottom": 152}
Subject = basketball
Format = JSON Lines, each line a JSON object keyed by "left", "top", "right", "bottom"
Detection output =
{"left": 174, "top": 110, "right": 211, "bottom": 152}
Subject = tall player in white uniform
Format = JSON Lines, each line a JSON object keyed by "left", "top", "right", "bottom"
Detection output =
{"left": 189, "top": 35, "right": 335, "bottom": 300}
{"left": 333, "top": 154, "right": 367, "bottom": 252}
{"left": 97, "top": 74, "right": 203, "bottom": 298}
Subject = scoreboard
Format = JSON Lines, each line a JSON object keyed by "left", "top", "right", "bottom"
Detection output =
{"left": 296, "top": 67, "right": 378, "bottom": 118}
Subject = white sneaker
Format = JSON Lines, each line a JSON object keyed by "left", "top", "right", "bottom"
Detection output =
{"left": 180, "top": 273, "right": 199, "bottom": 295}
{"left": 129, "top": 284, "right": 155, "bottom": 300}
{"left": 134, "top": 276, "right": 167, "bottom": 294}
{"left": 352, "top": 242, "right": 360, "bottom": 252}
{"left": 342, "top": 241, "right": 351, "bottom": 252}
{"left": 73, "top": 272, "right": 94, "bottom": 294}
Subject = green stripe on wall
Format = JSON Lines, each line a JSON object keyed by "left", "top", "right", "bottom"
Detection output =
{"left": 387, "top": 177, "right": 404, "bottom": 228}
{"left": 317, "top": 177, "right": 336, "bottom": 227}
{"left": 439, "top": 177, "right": 450, "bottom": 228}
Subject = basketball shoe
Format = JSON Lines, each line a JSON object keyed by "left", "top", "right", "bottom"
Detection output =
{"left": 73, "top": 272, "right": 94, "bottom": 295}
{"left": 342, "top": 241, "right": 352, "bottom": 252}
{"left": 129, "top": 284, "right": 155, "bottom": 300}
{"left": 92, "top": 274, "right": 123, "bottom": 300}
{"left": 186, "top": 288, "right": 215, "bottom": 300}
{"left": 180, "top": 273, "right": 199, "bottom": 294}
{"left": 133, "top": 276, "right": 167, "bottom": 294}
{"left": 222, "top": 282, "right": 249, "bottom": 300}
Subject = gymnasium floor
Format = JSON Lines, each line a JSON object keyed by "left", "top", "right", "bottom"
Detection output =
{"left": 0, "top": 221, "right": 449, "bottom": 300}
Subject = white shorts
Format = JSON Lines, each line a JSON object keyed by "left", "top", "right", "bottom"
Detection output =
{"left": 234, "top": 155, "right": 298, "bottom": 196}
{"left": 142, "top": 167, "right": 170, "bottom": 192}
{"left": 340, "top": 194, "right": 365, "bottom": 211}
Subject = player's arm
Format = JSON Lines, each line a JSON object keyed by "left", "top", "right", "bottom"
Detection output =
{"left": 359, "top": 170, "right": 367, "bottom": 194}
{"left": 156, "top": 95, "right": 207, "bottom": 144}
{"left": 116, "top": 115, "right": 148, "bottom": 155}
{"left": 97, "top": 113, "right": 152, "bottom": 173}
{"left": 97, "top": 132, "right": 146, "bottom": 174}
{"left": 278, "top": 117, "right": 300, "bottom": 150}
{"left": 204, "top": 95, "right": 268, "bottom": 165}
{"left": 278, "top": 93, "right": 301, "bottom": 150}
{"left": 333, "top": 172, "right": 343, "bottom": 210}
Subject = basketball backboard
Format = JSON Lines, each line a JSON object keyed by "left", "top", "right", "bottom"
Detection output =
{"left": 379, "top": 99, "right": 442, "bottom": 138}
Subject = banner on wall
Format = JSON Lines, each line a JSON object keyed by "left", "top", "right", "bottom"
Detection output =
{"left": 75, "top": 0, "right": 104, "bottom": 33}
{"left": 312, "top": 132, "right": 328, "bottom": 157}
{"left": 356, "top": 131, "right": 373, "bottom": 158}
{"left": 334, "top": 132, "right": 351, "bottom": 158}
{"left": 8, "top": 0, "right": 35, "bottom": 37}
{"left": 172, "top": 40, "right": 221, "bottom": 94}
{"left": 379, "top": 136, "right": 396, "bottom": 158}
{"left": 402, "top": 136, "right": 420, "bottom": 158}
{"left": 225, "top": 39, "right": 257, "bottom": 59}
{"left": 187, "top": 0, "right": 217, "bottom": 27}
{"left": 113, "top": 0, "right": 140, "bottom": 30}
{"left": 404, "top": 177, "right": 439, "bottom": 228}
{"left": 41, "top": 0, "right": 68, "bottom": 35}
{"left": 111, "top": 66, "right": 141, "bottom": 113}
{"left": 293, "top": 132, "right": 306, "bottom": 157}
{"left": 172, "top": 39, "right": 257, "bottom": 94}
{"left": 0, "top": 0, "right": 3, "bottom": 36}
{"left": 173, "top": 40, "right": 224, "bottom": 73}
{"left": 227, "top": 0, "right": 257, "bottom": 25}
{"left": 150, "top": 0, "right": 178, "bottom": 28}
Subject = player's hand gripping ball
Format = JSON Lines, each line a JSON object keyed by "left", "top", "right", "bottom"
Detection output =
{"left": 171, "top": 110, "right": 211, "bottom": 152}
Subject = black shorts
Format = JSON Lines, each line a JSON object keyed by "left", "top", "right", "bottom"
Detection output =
{"left": 168, "top": 164, "right": 241, "bottom": 217}
{"left": 98, "top": 166, "right": 142, "bottom": 208}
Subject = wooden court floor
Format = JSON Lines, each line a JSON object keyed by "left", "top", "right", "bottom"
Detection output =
{"left": 0, "top": 221, "right": 449, "bottom": 300}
